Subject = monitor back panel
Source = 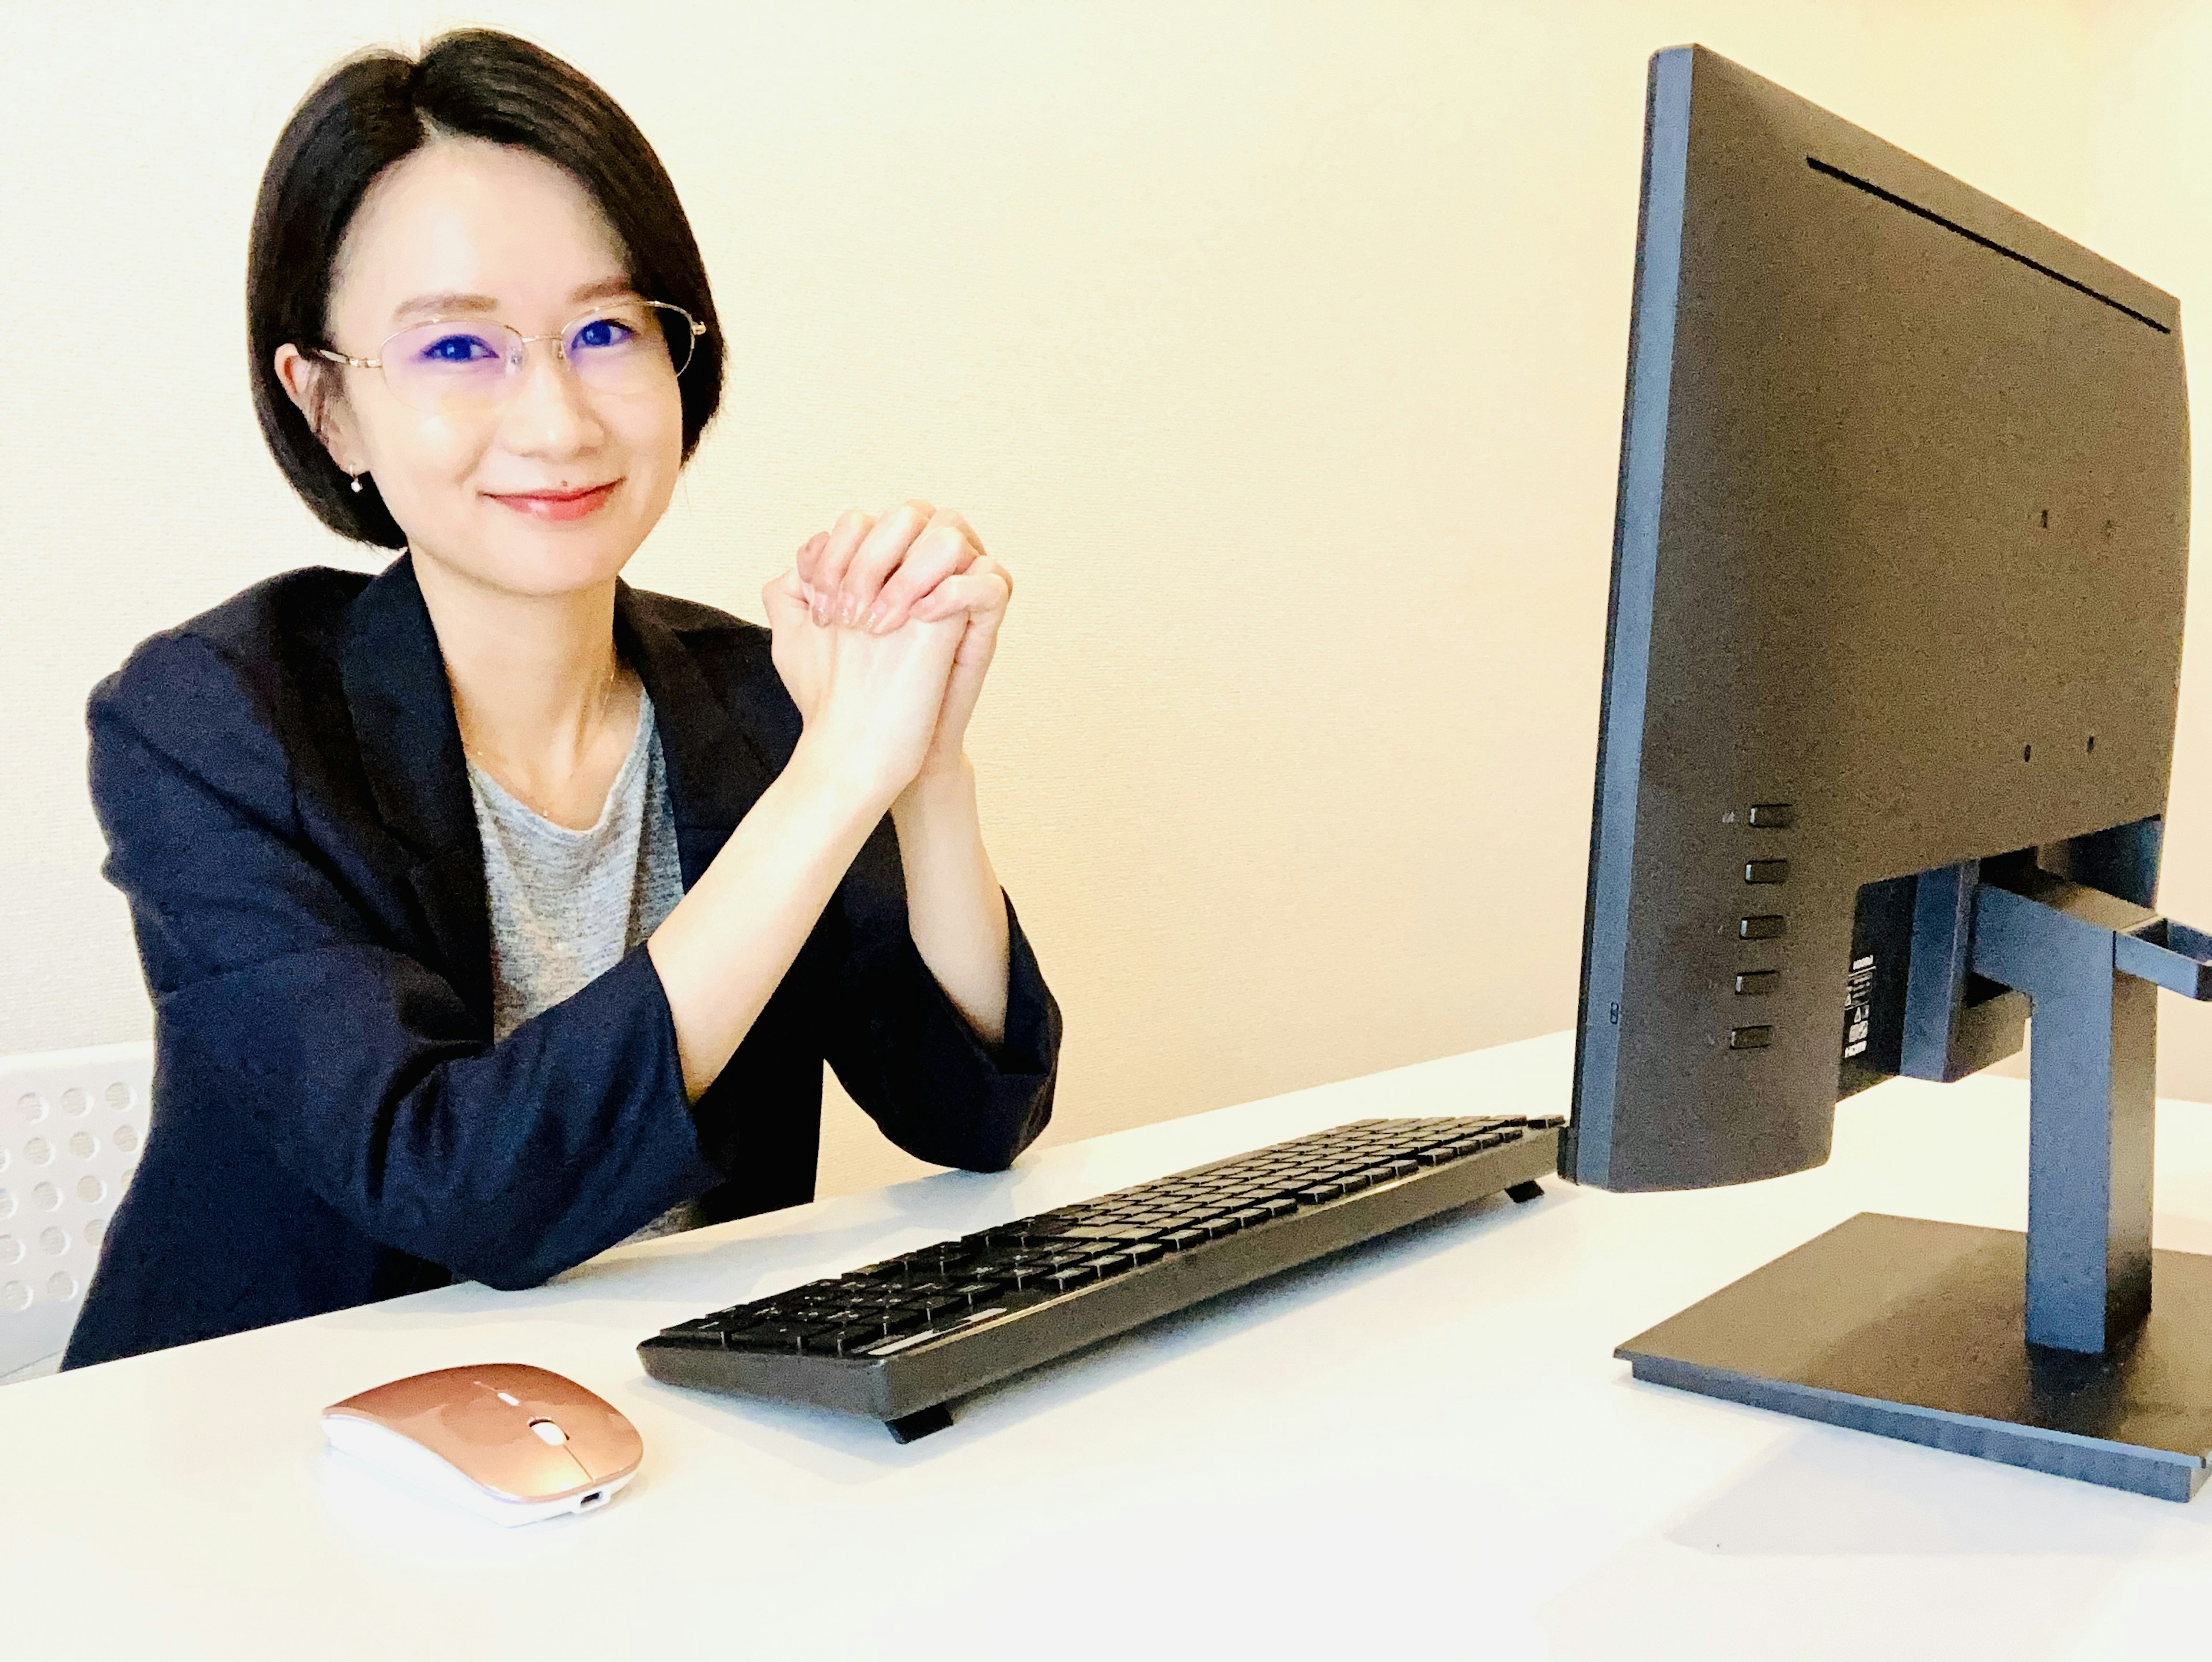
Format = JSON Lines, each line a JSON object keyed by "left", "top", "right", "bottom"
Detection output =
{"left": 1569, "top": 46, "right": 2189, "bottom": 1192}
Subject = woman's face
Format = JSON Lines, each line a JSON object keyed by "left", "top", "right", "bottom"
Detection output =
{"left": 292, "top": 138, "right": 685, "bottom": 599}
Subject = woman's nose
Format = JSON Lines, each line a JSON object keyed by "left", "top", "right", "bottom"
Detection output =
{"left": 496, "top": 338, "right": 604, "bottom": 458}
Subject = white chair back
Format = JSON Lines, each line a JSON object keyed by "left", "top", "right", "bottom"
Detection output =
{"left": 0, "top": 1042, "right": 153, "bottom": 1379}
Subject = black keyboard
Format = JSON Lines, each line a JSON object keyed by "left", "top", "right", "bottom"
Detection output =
{"left": 638, "top": 1113, "right": 1564, "bottom": 1440}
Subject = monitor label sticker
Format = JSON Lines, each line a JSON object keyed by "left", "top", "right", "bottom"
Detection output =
{"left": 1843, "top": 956, "right": 1875, "bottom": 1059}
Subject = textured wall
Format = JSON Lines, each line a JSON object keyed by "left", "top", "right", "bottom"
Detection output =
{"left": 2074, "top": 2, "right": 2212, "bottom": 1104}
{"left": 3, "top": 1, "right": 2154, "bottom": 1201}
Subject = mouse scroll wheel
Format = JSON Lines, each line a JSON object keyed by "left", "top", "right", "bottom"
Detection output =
{"left": 528, "top": 1418, "right": 569, "bottom": 1446}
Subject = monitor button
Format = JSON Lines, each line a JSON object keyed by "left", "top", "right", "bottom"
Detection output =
{"left": 1744, "top": 859, "right": 1790, "bottom": 884}
{"left": 1749, "top": 803, "right": 1795, "bottom": 828}
{"left": 1729, "top": 1025, "right": 1773, "bottom": 1050}
{"left": 1738, "top": 915, "right": 1787, "bottom": 940}
{"left": 1734, "top": 971, "right": 1778, "bottom": 995}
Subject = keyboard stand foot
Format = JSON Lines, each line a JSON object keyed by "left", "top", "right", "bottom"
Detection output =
{"left": 885, "top": 1404, "right": 954, "bottom": 1443}
{"left": 1505, "top": 1180, "right": 1545, "bottom": 1204}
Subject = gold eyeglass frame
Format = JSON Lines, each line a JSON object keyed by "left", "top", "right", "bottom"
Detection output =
{"left": 315, "top": 298, "right": 709, "bottom": 402}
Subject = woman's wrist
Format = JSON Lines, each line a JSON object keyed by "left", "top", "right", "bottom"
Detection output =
{"left": 785, "top": 725, "right": 910, "bottom": 828}
{"left": 892, "top": 751, "right": 978, "bottom": 832}
{"left": 889, "top": 751, "right": 1008, "bottom": 1046}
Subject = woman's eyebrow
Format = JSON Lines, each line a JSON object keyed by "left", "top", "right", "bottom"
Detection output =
{"left": 387, "top": 278, "right": 636, "bottom": 324}
{"left": 390, "top": 290, "right": 499, "bottom": 321}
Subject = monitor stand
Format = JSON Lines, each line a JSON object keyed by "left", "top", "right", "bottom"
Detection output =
{"left": 1616, "top": 865, "right": 2212, "bottom": 1500}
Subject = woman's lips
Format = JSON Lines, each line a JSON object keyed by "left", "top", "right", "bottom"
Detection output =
{"left": 487, "top": 480, "right": 619, "bottom": 521}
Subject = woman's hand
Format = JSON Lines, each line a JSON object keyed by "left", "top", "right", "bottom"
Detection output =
{"left": 794, "top": 502, "right": 1013, "bottom": 783}
{"left": 763, "top": 558, "right": 963, "bottom": 808}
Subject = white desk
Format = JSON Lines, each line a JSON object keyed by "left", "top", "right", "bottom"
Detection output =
{"left": 9, "top": 1031, "right": 2212, "bottom": 1659}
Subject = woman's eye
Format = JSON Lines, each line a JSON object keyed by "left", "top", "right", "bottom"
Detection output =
{"left": 571, "top": 318, "right": 637, "bottom": 351}
{"left": 419, "top": 332, "right": 500, "bottom": 364}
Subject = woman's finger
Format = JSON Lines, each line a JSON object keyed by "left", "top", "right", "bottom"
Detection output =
{"left": 868, "top": 514, "right": 979, "bottom": 634}
{"left": 792, "top": 531, "right": 830, "bottom": 611}
{"left": 907, "top": 561, "right": 1012, "bottom": 623}
{"left": 812, "top": 510, "right": 877, "bottom": 624}
{"left": 836, "top": 499, "right": 934, "bottom": 626}
{"left": 934, "top": 508, "right": 987, "bottom": 561}
{"left": 762, "top": 565, "right": 810, "bottom": 626}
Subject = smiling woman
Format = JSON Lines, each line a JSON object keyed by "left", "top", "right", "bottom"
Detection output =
{"left": 65, "top": 29, "right": 1061, "bottom": 1369}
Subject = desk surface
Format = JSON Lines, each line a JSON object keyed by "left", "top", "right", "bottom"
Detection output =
{"left": 9, "top": 1032, "right": 2212, "bottom": 1659}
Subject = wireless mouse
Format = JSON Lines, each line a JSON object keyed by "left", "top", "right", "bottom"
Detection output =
{"left": 322, "top": 1362, "right": 645, "bottom": 1527}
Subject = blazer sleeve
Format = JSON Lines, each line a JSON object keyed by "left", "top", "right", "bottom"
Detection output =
{"left": 817, "top": 823, "right": 1063, "bottom": 1173}
{"left": 89, "top": 632, "right": 722, "bottom": 1290}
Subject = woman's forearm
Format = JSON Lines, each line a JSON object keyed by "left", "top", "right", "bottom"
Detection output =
{"left": 891, "top": 757, "right": 1012, "bottom": 1047}
{"left": 647, "top": 736, "right": 892, "bottom": 1096}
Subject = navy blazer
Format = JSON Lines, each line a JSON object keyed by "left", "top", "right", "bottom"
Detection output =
{"left": 63, "top": 557, "right": 1061, "bottom": 1368}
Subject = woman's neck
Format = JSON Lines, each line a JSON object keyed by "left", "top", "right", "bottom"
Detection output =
{"left": 413, "top": 552, "right": 641, "bottom": 828}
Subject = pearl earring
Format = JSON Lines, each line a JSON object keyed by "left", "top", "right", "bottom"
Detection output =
{"left": 349, "top": 472, "right": 365, "bottom": 494}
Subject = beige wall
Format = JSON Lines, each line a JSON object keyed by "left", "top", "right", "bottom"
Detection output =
{"left": 5, "top": 0, "right": 2198, "bottom": 1200}
{"left": 2078, "top": 2, "right": 2212, "bottom": 1100}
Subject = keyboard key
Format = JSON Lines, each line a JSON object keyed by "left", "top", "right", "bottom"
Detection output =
{"left": 724, "top": 1323, "right": 820, "bottom": 1351}
{"left": 1231, "top": 1208, "right": 1273, "bottom": 1229}
{"left": 1061, "top": 1225, "right": 1160, "bottom": 1243}
{"left": 1160, "top": 1229, "right": 1209, "bottom": 1251}
{"left": 1298, "top": 1183, "right": 1343, "bottom": 1203}
{"left": 1041, "top": 1266, "right": 1095, "bottom": 1292}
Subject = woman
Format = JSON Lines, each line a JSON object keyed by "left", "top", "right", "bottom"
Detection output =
{"left": 63, "top": 30, "right": 1061, "bottom": 1368}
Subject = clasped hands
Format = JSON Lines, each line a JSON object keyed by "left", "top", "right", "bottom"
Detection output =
{"left": 763, "top": 501, "right": 1012, "bottom": 807}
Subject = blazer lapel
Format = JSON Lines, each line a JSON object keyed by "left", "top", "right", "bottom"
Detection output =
{"left": 615, "top": 582, "right": 779, "bottom": 886}
{"left": 338, "top": 556, "right": 494, "bottom": 1023}
{"left": 335, "top": 563, "right": 781, "bottom": 1024}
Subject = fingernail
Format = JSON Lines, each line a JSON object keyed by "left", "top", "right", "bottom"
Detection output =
{"left": 865, "top": 603, "right": 887, "bottom": 632}
{"left": 810, "top": 592, "right": 828, "bottom": 625}
{"left": 840, "top": 593, "right": 859, "bottom": 626}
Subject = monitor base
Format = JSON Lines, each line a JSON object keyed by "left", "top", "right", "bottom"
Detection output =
{"left": 1618, "top": 1212, "right": 2212, "bottom": 1501}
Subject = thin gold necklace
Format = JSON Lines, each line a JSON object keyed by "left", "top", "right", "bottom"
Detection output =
{"left": 461, "top": 654, "right": 624, "bottom": 821}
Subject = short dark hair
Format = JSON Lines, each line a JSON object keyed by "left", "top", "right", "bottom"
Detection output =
{"left": 247, "top": 29, "right": 725, "bottom": 548}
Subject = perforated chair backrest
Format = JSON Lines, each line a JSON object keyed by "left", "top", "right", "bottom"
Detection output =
{"left": 0, "top": 1042, "right": 153, "bottom": 1377}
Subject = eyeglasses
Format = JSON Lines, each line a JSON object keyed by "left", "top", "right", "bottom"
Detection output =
{"left": 317, "top": 298, "right": 707, "bottom": 415}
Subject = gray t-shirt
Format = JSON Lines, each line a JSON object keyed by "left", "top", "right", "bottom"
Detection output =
{"left": 466, "top": 687, "right": 702, "bottom": 1245}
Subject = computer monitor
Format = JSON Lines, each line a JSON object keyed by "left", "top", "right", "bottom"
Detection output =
{"left": 1565, "top": 46, "right": 2212, "bottom": 1500}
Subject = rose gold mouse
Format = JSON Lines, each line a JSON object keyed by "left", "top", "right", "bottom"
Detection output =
{"left": 322, "top": 1362, "right": 644, "bottom": 1527}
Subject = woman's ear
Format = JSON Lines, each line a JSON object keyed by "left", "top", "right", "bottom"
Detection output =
{"left": 272, "top": 343, "right": 366, "bottom": 477}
